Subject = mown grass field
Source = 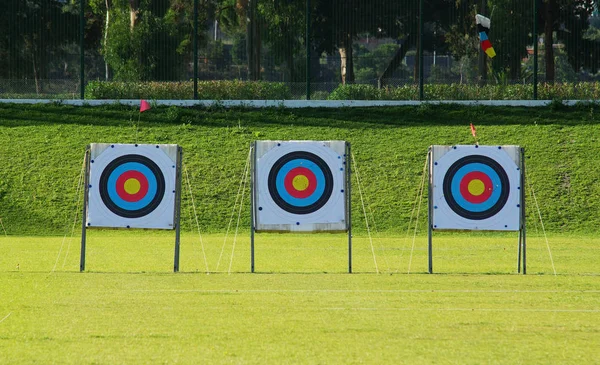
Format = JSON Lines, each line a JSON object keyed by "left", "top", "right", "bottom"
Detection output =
{"left": 1, "top": 104, "right": 599, "bottom": 363}
{"left": 1, "top": 232, "right": 599, "bottom": 364}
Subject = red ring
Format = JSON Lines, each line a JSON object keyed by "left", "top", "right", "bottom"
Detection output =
{"left": 283, "top": 167, "right": 317, "bottom": 198}
{"left": 115, "top": 170, "right": 149, "bottom": 202}
{"left": 459, "top": 171, "right": 493, "bottom": 204}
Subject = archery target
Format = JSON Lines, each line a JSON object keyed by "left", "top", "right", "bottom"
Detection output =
{"left": 254, "top": 141, "right": 348, "bottom": 232}
{"left": 86, "top": 143, "right": 179, "bottom": 229}
{"left": 431, "top": 145, "right": 522, "bottom": 231}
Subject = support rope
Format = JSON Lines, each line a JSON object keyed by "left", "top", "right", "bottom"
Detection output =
{"left": 397, "top": 156, "right": 428, "bottom": 273}
{"left": 51, "top": 152, "right": 86, "bottom": 274}
{"left": 0, "top": 218, "right": 7, "bottom": 237}
{"left": 407, "top": 155, "right": 428, "bottom": 274}
{"left": 228, "top": 148, "right": 251, "bottom": 275}
{"left": 351, "top": 152, "right": 379, "bottom": 274}
{"left": 184, "top": 166, "right": 210, "bottom": 274}
{"left": 216, "top": 148, "right": 251, "bottom": 272}
{"left": 526, "top": 171, "right": 557, "bottom": 276}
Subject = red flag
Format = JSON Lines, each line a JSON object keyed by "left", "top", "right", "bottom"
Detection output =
{"left": 470, "top": 123, "right": 477, "bottom": 138}
{"left": 140, "top": 100, "right": 151, "bottom": 113}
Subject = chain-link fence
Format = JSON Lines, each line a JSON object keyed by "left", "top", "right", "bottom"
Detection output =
{"left": 2, "top": 0, "right": 600, "bottom": 100}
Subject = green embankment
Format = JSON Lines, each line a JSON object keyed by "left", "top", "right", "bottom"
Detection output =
{"left": 0, "top": 103, "right": 599, "bottom": 235}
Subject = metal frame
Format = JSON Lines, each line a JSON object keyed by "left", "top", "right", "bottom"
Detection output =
{"left": 427, "top": 146, "right": 526, "bottom": 274}
{"left": 80, "top": 145, "right": 183, "bottom": 273}
{"left": 250, "top": 142, "right": 256, "bottom": 273}
{"left": 250, "top": 141, "right": 352, "bottom": 273}
{"left": 346, "top": 142, "right": 352, "bottom": 273}
{"left": 173, "top": 146, "right": 183, "bottom": 272}
{"left": 517, "top": 147, "right": 527, "bottom": 274}
{"left": 79, "top": 146, "right": 91, "bottom": 272}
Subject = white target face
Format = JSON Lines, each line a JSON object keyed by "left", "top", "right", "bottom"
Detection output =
{"left": 431, "top": 145, "right": 522, "bottom": 231}
{"left": 86, "top": 143, "right": 179, "bottom": 229}
{"left": 254, "top": 141, "right": 348, "bottom": 232}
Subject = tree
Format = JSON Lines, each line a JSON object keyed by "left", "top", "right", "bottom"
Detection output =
{"left": 312, "top": 0, "right": 418, "bottom": 84}
{"left": 90, "top": 0, "right": 214, "bottom": 81}
{"left": 539, "top": 0, "right": 595, "bottom": 83}
{"left": 0, "top": 1, "right": 79, "bottom": 93}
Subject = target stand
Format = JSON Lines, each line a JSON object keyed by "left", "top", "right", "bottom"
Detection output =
{"left": 427, "top": 145, "right": 526, "bottom": 274}
{"left": 250, "top": 141, "right": 352, "bottom": 273}
{"left": 79, "top": 143, "right": 183, "bottom": 272}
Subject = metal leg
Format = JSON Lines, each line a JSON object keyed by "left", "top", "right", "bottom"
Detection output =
{"left": 427, "top": 149, "right": 433, "bottom": 274}
{"left": 347, "top": 142, "right": 352, "bottom": 274}
{"left": 80, "top": 148, "right": 91, "bottom": 272}
{"left": 173, "top": 147, "right": 183, "bottom": 272}
{"left": 250, "top": 143, "right": 256, "bottom": 273}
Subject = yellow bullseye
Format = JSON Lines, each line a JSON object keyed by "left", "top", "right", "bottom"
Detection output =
{"left": 124, "top": 178, "right": 141, "bottom": 195}
{"left": 467, "top": 179, "right": 486, "bottom": 196}
{"left": 292, "top": 175, "right": 310, "bottom": 191}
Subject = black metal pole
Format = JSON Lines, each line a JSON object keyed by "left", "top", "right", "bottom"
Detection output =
{"left": 193, "top": 0, "right": 198, "bottom": 100}
{"left": 418, "top": 0, "right": 424, "bottom": 100}
{"left": 80, "top": 148, "right": 90, "bottom": 272}
{"left": 478, "top": 0, "right": 487, "bottom": 86}
{"left": 533, "top": 0, "right": 539, "bottom": 100}
{"left": 518, "top": 227, "right": 522, "bottom": 273}
{"left": 250, "top": 143, "right": 256, "bottom": 273}
{"left": 80, "top": 0, "right": 85, "bottom": 99}
{"left": 173, "top": 147, "right": 183, "bottom": 272}
{"left": 306, "top": 0, "right": 311, "bottom": 100}
{"left": 347, "top": 142, "right": 352, "bottom": 273}
{"left": 521, "top": 147, "right": 527, "bottom": 274}
{"left": 427, "top": 149, "right": 433, "bottom": 274}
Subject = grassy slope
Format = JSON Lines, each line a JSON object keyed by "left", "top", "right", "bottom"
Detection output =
{"left": 0, "top": 103, "right": 599, "bottom": 235}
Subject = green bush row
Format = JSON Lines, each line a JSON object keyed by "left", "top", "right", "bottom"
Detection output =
{"left": 85, "top": 80, "right": 600, "bottom": 100}
{"left": 327, "top": 82, "right": 600, "bottom": 100}
{"left": 85, "top": 80, "right": 292, "bottom": 100}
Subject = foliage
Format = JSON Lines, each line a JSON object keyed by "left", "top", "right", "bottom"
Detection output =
{"left": 0, "top": 1, "right": 78, "bottom": 86}
{"left": 85, "top": 80, "right": 292, "bottom": 99}
{"left": 326, "top": 81, "right": 600, "bottom": 100}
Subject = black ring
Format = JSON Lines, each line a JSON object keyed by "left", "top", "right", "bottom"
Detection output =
{"left": 442, "top": 155, "right": 510, "bottom": 220}
{"left": 99, "top": 154, "right": 166, "bottom": 218}
{"left": 267, "top": 151, "right": 334, "bottom": 215}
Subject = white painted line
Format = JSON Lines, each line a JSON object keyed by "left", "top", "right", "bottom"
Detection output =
{"left": 0, "top": 312, "right": 12, "bottom": 324}
{"left": 325, "top": 307, "right": 600, "bottom": 313}
{"left": 126, "top": 289, "right": 600, "bottom": 294}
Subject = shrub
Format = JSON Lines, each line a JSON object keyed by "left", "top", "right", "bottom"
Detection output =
{"left": 327, "top": 82, "right": 600, "bottom": 101}
{"left": 85, "top": 80, "right": 292, "bottom": 100}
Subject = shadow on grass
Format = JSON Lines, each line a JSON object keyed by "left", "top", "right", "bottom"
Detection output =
{"left": 2, "top": 103, "right": 600, "bottom": 129}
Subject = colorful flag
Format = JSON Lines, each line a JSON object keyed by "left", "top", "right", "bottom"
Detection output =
{"left": 140, "top": 100, "right": 151, "bottom": 113}
{"left": 470, "top": 123, "right": 477, "bottom": 138}
{"left": 476, "top": 14, "right": 496, "bottom": 58}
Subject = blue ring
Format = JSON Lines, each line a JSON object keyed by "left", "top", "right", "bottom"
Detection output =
{"left": 274, "top": 159, "right": 326, "bottom": 207}
{"left": 449, "top": 163, "right": 502, "bottom": 212}
{"left": 106, "top": 162, "right": 158, "bottom": 211}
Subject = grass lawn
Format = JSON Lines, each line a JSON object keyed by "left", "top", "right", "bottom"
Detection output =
{"left": 1, "top": 232, "right": 598, "bottom": 364}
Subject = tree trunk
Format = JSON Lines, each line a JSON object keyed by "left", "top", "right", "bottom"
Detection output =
{"left": 339, "top": 33, "right": 354, "bottom": 84}
{"left": 378, "top": 33, "right": 415, "bottom": 88}
{"left": 104, "top": 0, "right": 112, "bottom": 80}
{"left": 246, "top": 0, "right": 261, "bottom": 80}
{"left": 129, "top": 0, "right": 140, "bottom": 32}
{"left": 544, "top": 0, "right": 556, "bottom": 83}
{"left": 32, "top": 48, "right": 40, "bottom": 95}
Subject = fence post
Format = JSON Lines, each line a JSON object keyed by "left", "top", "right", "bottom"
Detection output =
{"left": 80, "top": 0, "right": 85, "bottom": 99}
{"left": 533, "top": 0, "right": 539, "bottom": 100}
{"left": 418, "top": 0, "right": 424, "bottom": 100}
{"left": 306, "top": 0, "right": 311, "bottom": 100}
{"left": 194, "top": 0, "right": 198, "bottom": 100}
